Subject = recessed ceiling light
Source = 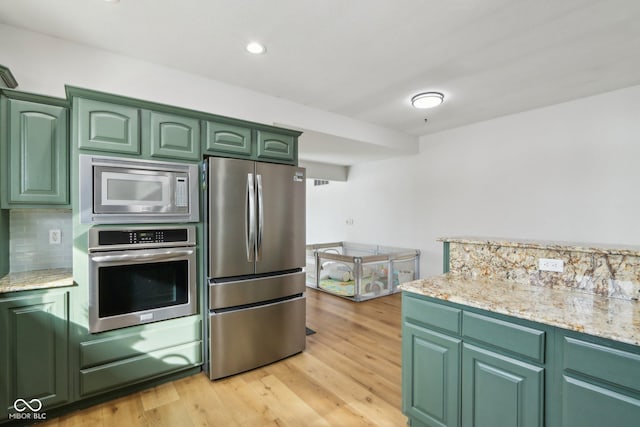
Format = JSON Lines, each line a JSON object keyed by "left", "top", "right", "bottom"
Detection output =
{"left": 411, "top": 92, "right": 444, "bottom": 109}
{"left": 246, "top": 42, "right": 266, "bottom": 55}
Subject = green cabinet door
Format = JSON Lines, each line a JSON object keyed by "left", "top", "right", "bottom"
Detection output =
{"left": 76, "top": 98, "right": 140, "bottom": 154}
{"left": 561, "top": 375, "right": 640, "bottom": 427}
{"left": 1, "top": 98, "right": 68, "bottom": 207}
{"left": 144, "top": 110, "right": 201, "bottom": 161}
{"left": 203, "top": 120, "right": 252, "bottom": 157}
{"left": 560, "top": 335, "right": 640, "bottom": 427}
{"left": 0, "top": 291, "right": 70, "bottom": 420}
{"left": 462, "top": 344, "right": 543, "bottom": 427}
{"left": 403, "top": 321, "right": 461, "bottom": 427}
{"left": 256, "top": 130, "right": 295, "bottom": 162}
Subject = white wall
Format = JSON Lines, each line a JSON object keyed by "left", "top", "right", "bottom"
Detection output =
{"left": 0, "top": 24, "right": 415, "bottom": 152}
{"left": 307, "top": 85, "right": 640, "bottom": 277}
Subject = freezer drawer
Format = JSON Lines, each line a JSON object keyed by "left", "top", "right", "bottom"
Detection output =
{"left": 209, "top": 296, "right": 306, "bottom": 380}
{"left": 209, "top": 271, "right": 305, "bottom": 310}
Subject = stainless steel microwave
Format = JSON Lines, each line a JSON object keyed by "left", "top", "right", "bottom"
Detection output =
{"left": 79, "top": 154, "right": 199, "bottom": 224}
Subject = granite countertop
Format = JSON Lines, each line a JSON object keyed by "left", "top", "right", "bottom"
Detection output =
{"left": 400, "top": 274, "right": 640, "bottom": 346}
{"left": 439, "top": 236, "right": 640, "bottom": 256}
{"left": 0, "top": 268, "right": 75, "bottom": 294}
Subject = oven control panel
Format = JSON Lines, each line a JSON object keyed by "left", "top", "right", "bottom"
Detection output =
{"left": 96, "top": 228, "right": 190, "bottom": 246}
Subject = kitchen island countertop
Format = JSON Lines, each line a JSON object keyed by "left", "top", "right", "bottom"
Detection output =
{"left": 0, "top": 268, "right": 75, "bottom": 294}
{"left": 400, "top": 274, "right": 640, "bottom": 346}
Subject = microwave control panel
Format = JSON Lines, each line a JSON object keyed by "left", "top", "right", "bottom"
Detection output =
{"left": 97, "top": 229, "right": 189, "bottom": 246}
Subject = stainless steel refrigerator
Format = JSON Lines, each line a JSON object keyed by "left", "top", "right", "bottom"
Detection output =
{"left": 206, "top": 157, "right": 306, "bottom": 380}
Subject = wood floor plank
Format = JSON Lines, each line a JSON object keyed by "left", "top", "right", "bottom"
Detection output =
{"left": 139, "top": 381, "right": 180, "bottom": 411}
{"left": 40, "top": 289, "right": 406, "bottom": 427}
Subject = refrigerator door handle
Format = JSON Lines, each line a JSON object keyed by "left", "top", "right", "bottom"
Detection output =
{"left": 247, "top": 173, "right": 256, "bottom": 262}
{"left": 256, "top": 173, "right": 264, "bottom": 261}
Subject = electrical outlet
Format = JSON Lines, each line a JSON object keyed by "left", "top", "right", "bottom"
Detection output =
{"left": 346, "top": 218, "right": 354, "bottom": 225}
{"left": 538, "top": 258, "right": 563, "bottom": 272}
{"left": 49, "top": 229, "right": 61, "bottom": 245}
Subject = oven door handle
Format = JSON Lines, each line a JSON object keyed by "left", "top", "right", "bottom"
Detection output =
{"left": 90, "top": 249, "right": 195, "bottom": 263}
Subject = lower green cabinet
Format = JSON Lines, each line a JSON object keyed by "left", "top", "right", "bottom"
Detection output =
{"left": 403, "top": 321, "right": 461, "bottom": 427}
{"left": 462, "top": 344, "right": 543, "bottom": 427}
{"left": 561, "top": 375, "right": 640, "bottom": 427}
{"left": 402, "top": 292, "right": 640, "bottom": 427}
{"left": 0, "top": 290, "right": 70, "bottom": 420}
{"left": 77, "top": 315, "right": 202, "bottom": 397}
{"left": 560, "top": 336, "right": 640, "bottom": 427}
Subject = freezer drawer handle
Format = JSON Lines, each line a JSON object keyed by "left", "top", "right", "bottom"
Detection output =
{"left": 247, "top": 173, "right": 256, "bottom": 262}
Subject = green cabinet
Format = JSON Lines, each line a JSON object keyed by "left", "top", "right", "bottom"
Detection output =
{"left": 68, "top": 87, "right": 299, "bottom": 164}
{"left": 256, "top": 130, "right": 295, "bottom": 162}
{"left": 203, "top": 120, "right": 252, "bottom": 157}
{"left": 77, "top": 315, "right": 202, "bottom": 397}
{"left": 203, "top": 122, "right": 297, "bottom": 164}
{"left": 402, "top": 292, "right": 640, "bottom": 427}
{"left": 0, "top": 290, "right": 70, "bottom": 420}
{"left": 75, "top": 98, "right": 140, "bottom": 154}
{"left": 75, "top": 97, "right": 203, "bottom": 161}
{"left": 402, "top": 292, "right": 545, "bottom": 427}
{"left": 1, "top": 93, "right": 69, "bottom": 207}
{"left": 560, "top": 336, "right": 640, "bottom": 427}
{"left": 403, "top": 321, "right": 461, "bottom": 427}
{"left": 144, "top": 110, "right": 201, "bottom": 161}
{"left": 462, "top": 344, "right": 543, "bottom": 427}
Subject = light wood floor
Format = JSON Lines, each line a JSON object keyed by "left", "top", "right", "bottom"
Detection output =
{"left": 43, "top": 289, "right": 406, "bottom": 426}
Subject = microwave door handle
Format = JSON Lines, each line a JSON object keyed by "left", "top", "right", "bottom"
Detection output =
{"left": 91, "top": 249, "right": 195, "bottom": 263}
{"left": 247, "top": 173, "right": 256, "bottom": 262}
{"left": 256, "top": 174, "right": 264, "bottom": 261}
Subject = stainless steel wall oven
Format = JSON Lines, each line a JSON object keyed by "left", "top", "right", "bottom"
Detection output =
{"left": 88, "top": 225, "right": 197, "bottom": 333}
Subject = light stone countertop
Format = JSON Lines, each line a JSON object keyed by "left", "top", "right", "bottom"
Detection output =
{"left": 0, "top": 268, "right": 75, "bottom": 294}
{"left": 400, "top": 274, "right": 640, "bottom": 346}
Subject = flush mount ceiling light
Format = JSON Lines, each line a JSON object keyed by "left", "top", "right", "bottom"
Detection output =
{"left": 246, "top": 42, "right": 266, "bottom": 55}
{"left": 411, "top": 92, "right": 444, "bottom": 109}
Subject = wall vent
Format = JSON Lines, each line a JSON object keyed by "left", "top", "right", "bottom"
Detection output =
{"left": 313, "top": 179, "right": 329, "bottom": 186}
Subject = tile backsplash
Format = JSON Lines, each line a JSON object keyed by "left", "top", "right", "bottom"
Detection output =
{"left": 10, "top": 209, "right": 72, "bottom": 272}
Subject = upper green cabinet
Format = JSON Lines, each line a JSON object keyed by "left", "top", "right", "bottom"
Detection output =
{"left": 75, "top": 98, "right": 140, "bottom": 155}
{"left": 0, "top": 92, "right": 69, "bottom": 207}
{"left": 204, "top": 123, "right": 297, "bottom": 164}
{"left": 256, "top": 130, "right": 295, "bottom": 162}
{"left": 203, "top": 120, "right": 252, "bottom": 157}
{"left": 67, "top": 86, "right": 300, "bottom": 164}
{"left": 144, "top": 110, "right": 201, "bottom": 161}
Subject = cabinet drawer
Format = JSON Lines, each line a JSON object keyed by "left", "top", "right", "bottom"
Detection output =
{"left": 80, "top": 316, "right": 202, "bottom": 368}
{"left": 403, "top": 294, "right": 461, "bottom": 335}
{"left": 79, "top": 341, "right": 202, "bottom": 396}
{"left": 563, "top": 336, "right": 640, "bottom": 393}
{"left": 462, "top": 312, "right": 545, "bottom": 362}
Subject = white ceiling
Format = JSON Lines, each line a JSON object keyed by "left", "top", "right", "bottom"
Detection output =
{"left": 1, "top": 0, "right": 640, "bottom": 165}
